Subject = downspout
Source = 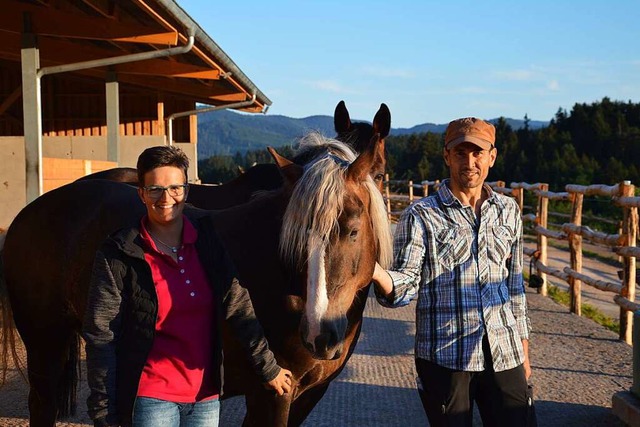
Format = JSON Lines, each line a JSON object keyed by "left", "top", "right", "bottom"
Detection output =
{"left": 166, "top": 94, "right": 257, "bottom": 182}
{"left": 167, "top": 94, "right": 257, "bottom": 146}
{"left": 23, "top": 29, "right": 194, "bottom": 202}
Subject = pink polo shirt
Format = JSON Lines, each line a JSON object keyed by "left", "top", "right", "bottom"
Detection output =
{"left": 137, "top": 216, "right": 219, "bottom": 402}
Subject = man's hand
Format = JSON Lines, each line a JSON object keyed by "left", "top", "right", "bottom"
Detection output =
{"left": 372, "top": 262, "right": 393, "bottom": 299}
{"left": 522, "top": 339, "right": 532, "bottom": 380}
{"left": 265, "top": 367, "right": 293, "bottom": 396}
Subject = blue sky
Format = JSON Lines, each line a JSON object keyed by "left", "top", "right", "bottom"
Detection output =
{"left": 180, "top": 0, "right": 640, "bottom": 128}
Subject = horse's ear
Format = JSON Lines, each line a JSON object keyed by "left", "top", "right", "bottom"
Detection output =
{"left": 373, "top": 103, "right": 391, "bottom": 139}
{"left": 334, "top": 100, "right": 352, "bottom": 134}
{"left": 268, "top": 146, "right": 303, "bottom": 187}
{"left": 346, "top": 133, "right": 382, "bottom": 182}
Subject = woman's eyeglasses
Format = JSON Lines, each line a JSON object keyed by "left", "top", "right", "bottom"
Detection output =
{"left": 143, "top": 184, "right": 188, "bottom": 199}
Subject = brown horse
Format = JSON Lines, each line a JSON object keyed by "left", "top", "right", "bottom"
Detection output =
{"left": 0, "top": 132, "right": 392, "bottom": 426}
{"left": 79, "top": 100, "right": 391, "bottom": 209}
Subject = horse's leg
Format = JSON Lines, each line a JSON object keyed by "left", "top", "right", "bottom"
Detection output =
{"left": 242, "top": 388, "right": 292, "bottom": 427}
{"left": 18, "top": 321, "right": 78, "bottom": 427}
{"left": 286, "top": 383, "right": 331, "bottom": 427}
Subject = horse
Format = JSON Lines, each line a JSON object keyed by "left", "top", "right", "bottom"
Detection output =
{"left": 0, "top": 132, "right": 392, "bottom": 426}
{"left": 78, "top": 100, "right": 391, "bottom": 210}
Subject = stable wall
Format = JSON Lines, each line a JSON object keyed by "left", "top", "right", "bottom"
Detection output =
{"left": 0, "top": 136, "right": 199, "bottom": 230}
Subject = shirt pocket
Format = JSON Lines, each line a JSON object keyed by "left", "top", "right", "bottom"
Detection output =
{"left": 488, "top": 225, "right": 514, "bottom": 265}
{"left": 435, "top": 227, "right": 472, "bottom": 271}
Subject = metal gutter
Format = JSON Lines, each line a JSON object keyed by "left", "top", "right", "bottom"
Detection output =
{"left": 153, "top": 0, "right": 272, "bottom": 111}
{"left": 166, "top": 94, "right": 257, "bottom": 146}
{"left": 38, "top": 31, "right": 195, "bottom": 77}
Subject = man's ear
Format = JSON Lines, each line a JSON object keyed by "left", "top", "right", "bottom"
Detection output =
{"left": 489, "top": 146, "right": 497, "bottom": 167}
{"left": 443, "top": 148, "right": 451, "bottom": 167}
{"left": 137, "top": 187, "right": 145, "bottom": 203}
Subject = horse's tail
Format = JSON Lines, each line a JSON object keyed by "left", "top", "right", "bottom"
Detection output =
{"left": 59, "top": 329, "right": 80, "bottom": 417}
{"left": 0, "top": 234, "right": 27, "bottom": 386}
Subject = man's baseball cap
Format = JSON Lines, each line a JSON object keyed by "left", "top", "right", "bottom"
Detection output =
{"left": 444, "top": 117, "right": 495, "bottom": 151}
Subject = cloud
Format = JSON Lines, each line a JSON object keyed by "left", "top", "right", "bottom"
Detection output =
{"left": 360, "top": 66, "right": 415, "bottom": 79}
{"left": 547, "top": 80, "right": 560, "bottom": 91}
{"left": 493, "top": 69, "right": 537, "bottom": 81}
{"left": 306, "top": 80, "right": 357, "bottom": 94}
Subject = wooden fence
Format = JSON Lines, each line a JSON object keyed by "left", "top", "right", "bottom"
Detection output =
{"left": 383, "top": 177, "right": 639, "bottom": 344}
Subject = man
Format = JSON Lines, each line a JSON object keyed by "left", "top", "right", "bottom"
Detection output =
{"left": 372, "top": 117, "right": 533, "bottom": 426}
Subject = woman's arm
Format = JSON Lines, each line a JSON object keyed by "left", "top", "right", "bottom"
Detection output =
{"left": 82, "top": 246, "right": 124, "bottom": 427}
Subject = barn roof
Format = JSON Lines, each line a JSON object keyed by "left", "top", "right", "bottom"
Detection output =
{"left": 0, "top": 0, "right": 271, "bottom": 112}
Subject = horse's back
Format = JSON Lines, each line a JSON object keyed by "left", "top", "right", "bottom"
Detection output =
{"left": 76, "top": 167, "right": 138, "bottom": 184}
{"left": 3, "top": 180, "right": 143, "bottom": 317}
{"left": 188, "top": 163, "right": 282, "bottom": 210}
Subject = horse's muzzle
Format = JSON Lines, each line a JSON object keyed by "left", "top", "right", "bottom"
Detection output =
{"left": 300, "top": 317, "right": 346, "bottom": 360}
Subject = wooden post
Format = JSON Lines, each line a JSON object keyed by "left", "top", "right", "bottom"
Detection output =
{"left": 537, "top": 183, "right": 549, "bottom": 296}
{"left": 514, "top": 187, "right": 524, "bottom": 213}
{"left": 568, "top": 192, "right": 583, "bottom": 315}
{"left": 408, "top": 180, "right": 414, "bottom": 203}
{"left": 422, "top": 182, "right": 429, "bottom": 198}
{"left": 384, "top": 173, "right": 391, "bottom": 220}
{"left": 620, "top": 181, "right": 638, "bottom": 344}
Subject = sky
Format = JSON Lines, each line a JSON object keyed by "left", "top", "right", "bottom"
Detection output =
{"left": 179, "top": 0, "right": 640, "bottom": 128}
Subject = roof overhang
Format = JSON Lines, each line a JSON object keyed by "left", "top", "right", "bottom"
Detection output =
{"left": 0, "top": 0, "right": 271, "bottom": 112}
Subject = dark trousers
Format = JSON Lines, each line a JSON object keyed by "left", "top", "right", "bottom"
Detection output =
{"left": 415, "top": 339, "right": 533, "bottom": 426}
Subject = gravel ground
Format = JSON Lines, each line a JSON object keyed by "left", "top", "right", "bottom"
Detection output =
{"left": 0, "top": 285, "right": 633, "bottom": 426}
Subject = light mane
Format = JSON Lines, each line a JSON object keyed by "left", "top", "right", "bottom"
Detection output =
{"left": 280, "top": 132, "right": 392, "bottom": 269}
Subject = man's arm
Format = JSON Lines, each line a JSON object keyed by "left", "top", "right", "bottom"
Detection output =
{"left": 506, "top": 201, "right": 532, "bottom": 378}
{"left": 522, "top": 339, "right": 531, "bottom": 380}
{"left": 372, "top": 207, "right": 427, "bottom": 307}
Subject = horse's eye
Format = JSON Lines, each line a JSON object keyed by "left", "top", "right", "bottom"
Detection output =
{"left": 374, "top": 174, "right": 384, "bottom": 182}
{"left": 349, "top": 229, "right": 359, "bottom": 240}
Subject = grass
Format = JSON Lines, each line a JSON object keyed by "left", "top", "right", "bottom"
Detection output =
{"left": 543, "top": 283, "right": 620, "bottom": 334}
{"left": 523, "top": 269, "right": 620, "bottom": 334}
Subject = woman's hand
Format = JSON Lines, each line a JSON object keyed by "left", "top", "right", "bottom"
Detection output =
{"left": 265, "top": 367, "right": 293, "bottom": 396}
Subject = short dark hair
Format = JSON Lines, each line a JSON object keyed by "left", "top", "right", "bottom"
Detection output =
{"left": 136, "top": 146, "right": 190, "bottom": 186}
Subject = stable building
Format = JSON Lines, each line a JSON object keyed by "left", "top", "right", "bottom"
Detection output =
{"left": 0, "top": 0, "right": 271, "bottom": 228}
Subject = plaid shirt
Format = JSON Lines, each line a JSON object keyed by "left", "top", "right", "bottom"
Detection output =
{"left": 376, "top": 179, "right": 531, "bottom": 372}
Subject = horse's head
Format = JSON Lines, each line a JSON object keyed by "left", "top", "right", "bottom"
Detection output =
{"left": 334, "top": 100, "right": 391, "bottom": 191}
{"left": 271, "top": 133, "right": 392, "bottom": 360}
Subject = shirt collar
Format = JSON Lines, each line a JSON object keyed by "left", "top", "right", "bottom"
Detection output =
{"left": 139, "top": 215, "right": 198, "bottom": 253}
{"left": 437, "top": 179, "right": 505, "bottom": 208}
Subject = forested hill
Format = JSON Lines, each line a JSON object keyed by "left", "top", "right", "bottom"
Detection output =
{"left": 198, "top": 98, "right": 640, "bottom": 192}
{"left": 196, "top": 108, "right": 547, "bottom": 158}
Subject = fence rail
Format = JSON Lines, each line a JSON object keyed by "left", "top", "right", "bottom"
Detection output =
{"left": 383, "top": 177, "right": 639, "bottom": 344}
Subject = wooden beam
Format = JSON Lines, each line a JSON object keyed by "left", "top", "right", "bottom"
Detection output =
{"left": 206, "top": 93, "right": 248, "bottom": 102}
{"left": 133, "top": 0, "right": 257, "bottom": 103}
{"left": 114, "top": 61, "right": 220, "bottom": 80}
{"left": 2, "top": 0, "right": 177, "bottom": 45}
{"left": 0, "top": 32, "right": 219, "bottom": 80}
{"left": 0, "top": 85, "right": 22, "bottom": 116}
{"left": 117, "top": 74, "right": 242, "bottom": 101}
{"left": 80, "top": 0, "right": 116, "bottom": 18}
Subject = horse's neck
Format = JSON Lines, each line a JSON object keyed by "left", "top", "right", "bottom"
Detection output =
{"left": 213, "top": 191, "right": 286, "bottom": 262}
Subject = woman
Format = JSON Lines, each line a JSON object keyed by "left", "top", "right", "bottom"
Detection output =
{"left": 82, "top": 146, "right": 291, "bottom": 427}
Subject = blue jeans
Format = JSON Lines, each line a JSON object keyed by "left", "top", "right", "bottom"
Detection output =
{"left": 132, "top": 397, "right": 220, "bottom": 427}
